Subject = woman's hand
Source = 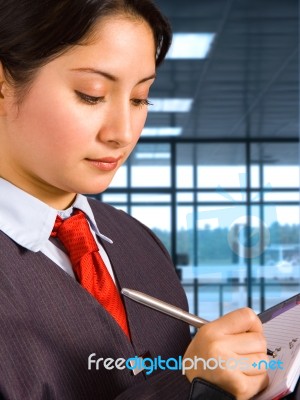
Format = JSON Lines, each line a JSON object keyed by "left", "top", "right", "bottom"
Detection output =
{"left": 183, "top": 307, "right": 269, "bottom": 400}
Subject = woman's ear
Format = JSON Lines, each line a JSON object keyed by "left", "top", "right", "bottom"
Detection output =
{"left": 0, "top": 64, "right": 4, "bottom": 99}
{"left": 0, "top": 63, "right": 9, "bottom": 116}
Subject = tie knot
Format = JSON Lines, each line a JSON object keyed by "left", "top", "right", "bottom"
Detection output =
{"left": 51, "top": 209, "right": 98, "bottom": 265}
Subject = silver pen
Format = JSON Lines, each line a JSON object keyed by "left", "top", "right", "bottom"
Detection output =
{"left": 121, "top": 288, "right": 276, "bottom": 357}
{"left": 121, "top": 288, "right": 209, "bottom": 327}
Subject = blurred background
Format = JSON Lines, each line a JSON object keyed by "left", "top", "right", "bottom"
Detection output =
{"left": 95, "top": 0, "right": 300, "bottom": 323}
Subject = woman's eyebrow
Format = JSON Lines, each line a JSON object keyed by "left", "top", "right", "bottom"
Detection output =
{"left": 70, "top": 68, "right": 156, "bottom": 84}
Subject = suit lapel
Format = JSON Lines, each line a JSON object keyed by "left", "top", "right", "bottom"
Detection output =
{"left": 88, "top": 200, "right": 165, "bottom": 358}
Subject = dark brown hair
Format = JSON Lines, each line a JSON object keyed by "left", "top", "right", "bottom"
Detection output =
{"left": 0, "top": 0, "right": 171, "bottom": 94}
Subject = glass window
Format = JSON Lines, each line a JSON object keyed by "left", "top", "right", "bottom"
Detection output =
{"left": 264, "top": 166, "right": 299, "bottom": 188}
{"left": 131, "top": 206, "right": 171, "bottom": 252}
{"left": 252, "top": 143, "right": 299, "bottom": 188}
{"left": 177, "top": 193, "right": 194, "bottom": 202}
{"left": 131, "top": 166, "right": 171, "bottom": 187}
{"left": 176, "top": 144, "right": 195, "bottom": 188}
{"left": 109, "top": 166, "right": 128, "bottom": 188}
{"left": 131, "top": 144, "right": 171, "bottom": 187}
{"left": 197, "top": 192, "right": 248, "bottom": 202}
{"left": 196, "top": 144, "right": 246, "bottom": 188}
{"left": 264, "top": 192, "right": 300, "bottom": 202}
{"left": 251, "top": 205, "right": 300, "bottom": 307}
{"left": 176, "top": 206, "right": 194, "bottom": 271}
{"left": 251, "top": 165, "right": 260, "bottom": 188}
{"left": 196, "top": 205, "right": 248, "bottom": 269}
{"left": 102, "top": 194, "right": 128, "bottom": 203}
{"left": 131, "top": 194, "right": 171, "bottom": 203}
{"left": 177, "top": 166, "right": 194, "bottom": 188}
{"left": 197, "top": 166, "right": 247, "bottom": 188}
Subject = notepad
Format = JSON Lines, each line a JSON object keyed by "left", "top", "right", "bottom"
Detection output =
{"left": 253, "top": 294, "right": 300, "bottom": 400}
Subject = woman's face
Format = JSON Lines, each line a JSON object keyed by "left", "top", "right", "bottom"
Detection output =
{"left": 0, "top": 16, "right": 156, "bottom": 208}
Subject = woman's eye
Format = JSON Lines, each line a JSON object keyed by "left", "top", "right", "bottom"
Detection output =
{"left": 75, "top": 90, "right": 105, "bottom": 105}
{"left": 131, "top": 98, "right": 153, "bottom": 108}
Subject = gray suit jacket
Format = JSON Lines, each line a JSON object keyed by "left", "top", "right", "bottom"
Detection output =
{"left": 0, "top": 199, "right": 234, "bottom": 399}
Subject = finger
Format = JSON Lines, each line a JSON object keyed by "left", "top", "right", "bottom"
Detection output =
{"left": 208, "top": 307, "right": 263, "bottom": 335}
{"left": 210, "top": 353, "right": 269, "bottom": 376}
{"left": 241, "top": 354, "right": 270, "bottom": 376}
{"left": 219, "top": 332, "right": 267, "bottom": 355}
{"left": 238, "top": 372, "right": 269, "bottom": 399}
{"left": 221, "top": 371, "right": 269, "bottom": 400}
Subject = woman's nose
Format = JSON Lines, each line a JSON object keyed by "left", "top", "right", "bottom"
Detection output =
{"left": 98, "top": 102, "right": 134, "bottom": 148}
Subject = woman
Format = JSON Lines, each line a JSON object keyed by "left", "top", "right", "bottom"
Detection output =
{"left": 0, "top": 0, "right": 268, "bottom": 399}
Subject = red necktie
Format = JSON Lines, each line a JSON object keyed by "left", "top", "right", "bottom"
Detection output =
{"left": 51, "top": 209, "right": 130, "bottom": 338}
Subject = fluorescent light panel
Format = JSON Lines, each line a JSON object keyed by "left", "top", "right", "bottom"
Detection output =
{"left": 141, "top": 127, "right": 182, "bottom": 137}
{"left": 149, "top": 98, "right": 193, "bottom": 113}
{"left": 166, "top": 33, "right": 215, "bottom": 59}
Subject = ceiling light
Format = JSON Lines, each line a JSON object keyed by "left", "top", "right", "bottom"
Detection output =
{"left": 141, "top": 127, "right": 182, "bottom": 137}
{"left": 166, "top": 33, "right": 215, "bottom": 59}
{"left": 148, "top": 98, "right": 193, "bottom": 113}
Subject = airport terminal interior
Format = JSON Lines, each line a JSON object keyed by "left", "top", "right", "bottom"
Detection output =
{"left": 94, "top": 0, "right": 300, "bottom": 323}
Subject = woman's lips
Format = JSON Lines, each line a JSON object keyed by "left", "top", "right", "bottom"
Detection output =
{"left": 86, "top": 157, "right": 121, "bottom": 172}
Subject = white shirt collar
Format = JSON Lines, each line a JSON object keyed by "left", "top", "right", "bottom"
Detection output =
{"left": 0, "top": 178, "right": 112, "bottom": 252}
